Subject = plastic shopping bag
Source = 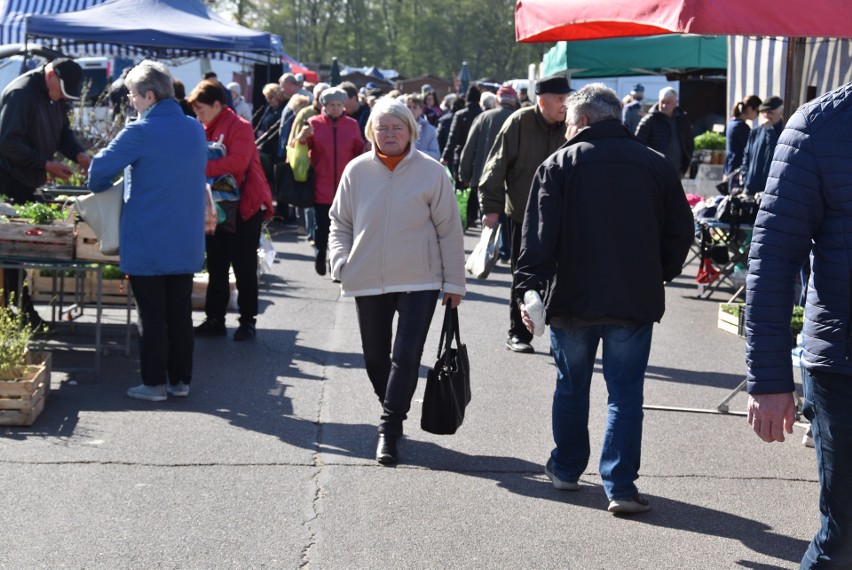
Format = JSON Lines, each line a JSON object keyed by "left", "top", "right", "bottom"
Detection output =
{"left": 465, "top": 223, "right": 501, "bottom": 279}
{"left": 287, "top": 141, "right": 311, "bottom": 183}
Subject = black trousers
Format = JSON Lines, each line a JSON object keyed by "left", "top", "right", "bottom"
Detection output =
{"left": 508, "top": 217, "right": 533, "bottom": 343}
{"left": 204, "top": 210, "right": 263, "bottom": 325}
{"left": 129, "top": 274, "right": 194, "bottom": 387}
{"left": 313, "top": 204, "right": 331, "bottom": 257}
{"left": 355, "top": 290, "right": 439, "bottom": 437}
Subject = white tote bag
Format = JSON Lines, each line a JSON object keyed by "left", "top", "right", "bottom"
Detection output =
{"left": 75, "top": 179, "right": 124, "bottom": 256}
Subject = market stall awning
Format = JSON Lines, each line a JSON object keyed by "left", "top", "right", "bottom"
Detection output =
{"left": 541, "top": 34, "right": 726, "bottom": 78}
{"left": 22, "top": 0, "right": 280, "bottom": 60}
{"left": 515, "top": 0, "right": 852, "bottom": 43}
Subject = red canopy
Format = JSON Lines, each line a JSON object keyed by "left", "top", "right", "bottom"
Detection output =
{"left": 515, "top": 0, "right": 852, "bottom": 43}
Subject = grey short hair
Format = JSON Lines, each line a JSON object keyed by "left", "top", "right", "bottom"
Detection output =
{"left": 659, "top": 87, "right": 677, "bottom": 102}
{"left": 565, "top": 83, "right": 622, "bottom": 125}
{"left": 126, "top": 60, "right": 174, "bottom": 102}
{"left": 365, "top": 97, "right": 419, "bottom": 147}
{"left": 481, "top": 92, "right": 497, "bottom": 110}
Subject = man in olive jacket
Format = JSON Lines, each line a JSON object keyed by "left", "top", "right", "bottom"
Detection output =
{"left": 479, "top": 76, "right": 569, "bottom": 354}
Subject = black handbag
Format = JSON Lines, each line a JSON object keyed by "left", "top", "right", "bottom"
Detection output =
{"left": 275, "top": 162, "right": 315, "bottom": 208}
{"left": 421, "top": 305, "right": 471, "bottom": 435}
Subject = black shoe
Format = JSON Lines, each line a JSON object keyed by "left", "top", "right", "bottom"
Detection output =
{"left": 505, "top": 336, "right": 534, "bottom": 353}
{"left": 194, "top": 318, "right": 226, "bottom": 337}
{"left": 376, "top": 434, "right": 400, "bottom": 465}
{"left": 233, "top": 323, "right": 256, "bottom": 342}
{"left": 315, "top": 251, "right": 327, "bottom": 276}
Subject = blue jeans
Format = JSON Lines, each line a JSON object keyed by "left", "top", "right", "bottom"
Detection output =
{"left": 355, "top": 290, "right": 439, "bottom": 437}
{"left": 800, "top": 368, "right": 852, "bottom": 569}
{"left": 549, "top": 322, "right": 653, "bottom": 500}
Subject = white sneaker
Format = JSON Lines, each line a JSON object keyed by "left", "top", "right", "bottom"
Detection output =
{"left": 166, "top": 382, "right": 190, "bottom": 397}
{"left": 127, "top": 384, "right": 167, "bottom": 402}
{"left": 802, "top": 426, "right": 815, "bottom": 448}
{"left": 608, "top": 494, "right": 651, "bottom": 514}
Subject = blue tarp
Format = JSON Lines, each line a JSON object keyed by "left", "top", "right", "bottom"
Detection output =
{"left": 25, "top": 0, "right": 279, "bottom": 56}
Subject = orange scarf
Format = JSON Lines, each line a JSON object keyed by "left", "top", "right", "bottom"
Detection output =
{"left": 376, "top": 146, "right": 409, "bottom": 171}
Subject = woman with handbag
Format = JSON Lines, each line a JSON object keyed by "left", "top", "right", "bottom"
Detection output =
{"left": 188, "top": 80, "right": 274, "bottom": 342}
{"left": 87, "top": 61, "right": 208, "bottom": 401}
{"left": 328, "top": 97, "right": 466, "bottom": 465}
{"left": 293, "top": 87, "right": 365, "bottom": 276}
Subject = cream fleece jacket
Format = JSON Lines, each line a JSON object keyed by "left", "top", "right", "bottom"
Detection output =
{"left": 329, "top": 147, "right": 466, "bottom": 298}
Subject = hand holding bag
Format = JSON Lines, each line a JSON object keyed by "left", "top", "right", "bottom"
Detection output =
{"left": 421, "top": 305, "right": 471, "bottom": 435}
{"left": 465, "top": 223, "right": 501, "bottom": 279}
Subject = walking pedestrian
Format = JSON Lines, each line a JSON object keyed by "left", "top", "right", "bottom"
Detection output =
{"left": 515, "top": 83, "right": 693, "bottom": 513}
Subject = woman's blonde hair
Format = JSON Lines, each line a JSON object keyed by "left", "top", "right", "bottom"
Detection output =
{"left": 364, "top": 97, "right": 419, "bottom": 147}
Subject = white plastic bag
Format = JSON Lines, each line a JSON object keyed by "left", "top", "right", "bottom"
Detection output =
{"left": 465, "top": 223, "right": 501, "bottom": 279}
{"left": 257, "top": 230, "right": 276, "bottom": 276}
{"left": 75, "top": 178, "right": 124, "bottom": 256}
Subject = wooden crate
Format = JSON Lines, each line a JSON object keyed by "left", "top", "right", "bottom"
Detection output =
{"left": 86, "top": 274, "right": 132, "bottom": 306}
{"left": 718, "top": 304, "right": 746, "bottom": 338}
{"left": 75, "top": 222, "right": 119, "bottom": 264}
{"left": 26, "top": 269, "right": 86, "bottom": 304}
{"left": 0, "top": 352, "right": 51, "bottom": 426}
{"left": 0, "top": 220, "right": 74, "bottom": 261}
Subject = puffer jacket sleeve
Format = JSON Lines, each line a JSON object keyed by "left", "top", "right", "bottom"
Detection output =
{"left": 745, "top": 110, "right": 823, "bottom": 395}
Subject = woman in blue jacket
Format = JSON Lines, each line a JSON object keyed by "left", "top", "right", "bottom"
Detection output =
{"left": 88, "top": 60, "right": 208, "bottom": 402}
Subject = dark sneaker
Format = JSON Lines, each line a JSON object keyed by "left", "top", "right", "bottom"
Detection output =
{"left": 194, "top": 318, "right": 226, "bottom": 337}
{"left": 315, "top": 251, "right": 327, "bottom": 276}
{"left": 608, "top": 494, "right": 651, "bottom": 514}
{"left": 505, "top": 336, "right": 534, "bottom": 353}
{"left": 233, "top": 323, "right": 256, "bottom": 341}
{"left": 544, "top": 458, "right": 580, "bottom": 491}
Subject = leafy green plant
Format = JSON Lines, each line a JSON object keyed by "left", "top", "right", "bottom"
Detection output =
{"left": 694, "top": 131, "right": 726, "bottom": 151}
{"left": 101, "top": 265, "right": 124, "bottom": 280}
{"left": 720, "top": 303, "right": 804, "bottom": 333}
{"left": 15, "top": 202, "right": 65, "bottom": 225}
{"left": 0, "top": 294, "right": 36, "bottom": 381}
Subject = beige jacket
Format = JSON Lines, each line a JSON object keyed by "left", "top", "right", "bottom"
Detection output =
{"left": 329, "top": 148, "right": 466, "bottom": 298}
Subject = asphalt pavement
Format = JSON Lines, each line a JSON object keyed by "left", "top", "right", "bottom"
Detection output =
{"left": 1, "top": 221, "right": 818, "bottom": 569}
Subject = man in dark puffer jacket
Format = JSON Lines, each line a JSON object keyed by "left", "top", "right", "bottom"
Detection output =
{"left": 634, "top": 87, "right": 693, "bottom": 176}
{"left": 745, "top": 81, "right": 852, "bottom": 569}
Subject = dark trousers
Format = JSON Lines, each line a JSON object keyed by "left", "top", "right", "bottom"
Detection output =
{"left": 801, "top": 368, "right": 852, "bottom": 569}
{"left": 129, "top": 274, "right": 194, "bottom": 387}
{"left": 467, "top": 185, "right": 480, "bottom": 226}
{"left": 508, "top": 217, "right": 533, "bottom": 343}
{"left": 355, "top": 290, "right": 440, "bottom": 437}
{"left": 313, "top": 204, "right": 331, "bottom": 258}
{"left": 205, "top": 210, "right": 263, "bottom": 325}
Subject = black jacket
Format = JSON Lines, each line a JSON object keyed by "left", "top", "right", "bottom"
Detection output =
{"left": 441, "top": 101, "right": 482, "bottom": 171}
{"left": 0, "top": 67, "right": 84, "bottom": 192}
{"left": 634, "top": 105, "right": 693, "bottom": 175}
{"left": 515, "top": 120, "right": 694, "bottom": 324}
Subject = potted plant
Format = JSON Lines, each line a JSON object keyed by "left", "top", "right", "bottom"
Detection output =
{"left": 694, "top": 131, "right": 727, "bottom": 165}
{"left": 0, "top": 298, "right": 51, "bottom": 426}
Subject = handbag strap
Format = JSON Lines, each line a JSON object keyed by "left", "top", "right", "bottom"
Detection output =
{"left": 435, "top": 305, "right": 462, "bottom": 360}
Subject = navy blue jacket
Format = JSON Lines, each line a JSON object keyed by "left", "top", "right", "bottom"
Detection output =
{"left": 88, "top": 98, "right": 208, "bottom": 276}
{"left": 723, "top": 118, "right": 750, "bottom": 176}
{"left": 741, "top": 120, "right": 783, "bottom": 195}
{"left": 745, "top": 82, "right": 852, "bottom": 394}
{"left": 515, "top": 119, "right": 694, "bottom": 324}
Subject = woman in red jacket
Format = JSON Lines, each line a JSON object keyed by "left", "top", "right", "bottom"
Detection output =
{"left": 294, "top": 87, "right": 365, "bottom": 275}
{"left": 187, "top": 80, "right": 274, "bottom": 341}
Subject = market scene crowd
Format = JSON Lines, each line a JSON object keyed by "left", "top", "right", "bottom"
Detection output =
{"left": 1, "top": 53, "right": 852, "bottom": 568}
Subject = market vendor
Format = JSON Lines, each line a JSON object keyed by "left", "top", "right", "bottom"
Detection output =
{"left": 0, "top": 58, "right": 91, "bottom": 326}
{"left": 0, "top": 57, "right": 91, "bottom": 204}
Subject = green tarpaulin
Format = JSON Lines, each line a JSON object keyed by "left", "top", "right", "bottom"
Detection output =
{"left": 541, "top": 34, "right": 727, "bottom": 78}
